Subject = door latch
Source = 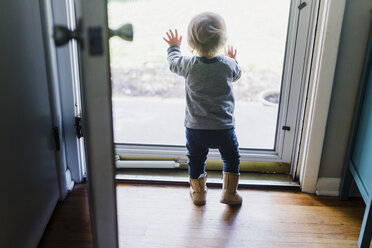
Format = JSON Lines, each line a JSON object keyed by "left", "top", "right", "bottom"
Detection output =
{"left": 88, "top": 27, "right": 103, "bottom": 56}
{"left": 298, "top": 2, "right": 307, "bottom": 10}
{"left": 282, "top": 126, "right": 291, "bottom": 131}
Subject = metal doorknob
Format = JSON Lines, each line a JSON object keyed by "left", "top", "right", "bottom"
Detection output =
{"left": 53, "top": 23, "right": 133, "bottom": 47}
{"left": 109, "top": 23, "right": 133, "bottom": 41}
{"left": 53, "top": 25, "right": 82, "bottom": 47}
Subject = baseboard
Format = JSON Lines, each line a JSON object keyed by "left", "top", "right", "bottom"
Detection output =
{"left": 315, "top": 177, "right": 341, "bottom": 196}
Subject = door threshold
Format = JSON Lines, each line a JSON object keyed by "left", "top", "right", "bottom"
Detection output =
{"left": 115, "top": 169, "right": 300, "bottom": 190}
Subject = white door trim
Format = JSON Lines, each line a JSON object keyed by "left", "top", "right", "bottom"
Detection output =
{"left": 315, "top": 177, "right": 342, "bottom": 196}
{"left": 298, "top": 0, "right": 346, "bottom": 193}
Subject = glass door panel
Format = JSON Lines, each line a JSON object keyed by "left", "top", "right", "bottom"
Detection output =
{"left": 109, "top": 0, "right": 290, "bottom": 150}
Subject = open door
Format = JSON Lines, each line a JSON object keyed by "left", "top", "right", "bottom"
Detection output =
{"left": 74, "top": 0, "right": 118, "bottom": 247}
{"left": 49, "top": 0, "right": 119, "bottom": 246}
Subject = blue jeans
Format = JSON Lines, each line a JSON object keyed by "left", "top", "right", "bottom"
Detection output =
{"left": 186, "top": 128, "right": 240, "bottom": 179}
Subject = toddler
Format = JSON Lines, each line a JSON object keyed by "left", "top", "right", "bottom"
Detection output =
{"left": 163, "top": 12, "right": 242, "bottom": 206}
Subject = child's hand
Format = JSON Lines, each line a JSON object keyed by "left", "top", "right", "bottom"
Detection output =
{"left": 163, "top": 29, "right": 182, "bottom": 47}
{"left": 225, "top": 45, "right": 237, "bottom": 59}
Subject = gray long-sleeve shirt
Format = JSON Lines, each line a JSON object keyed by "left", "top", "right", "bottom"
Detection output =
{"left": 167, "top": 45, "right": 241, "bottom": 130}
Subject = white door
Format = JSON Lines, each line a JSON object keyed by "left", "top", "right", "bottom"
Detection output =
{"left": 75, "top": 0, "right": 119, "bottom": 247}
{"left": 48, "top": 0, "right": 120, "bottom": 246}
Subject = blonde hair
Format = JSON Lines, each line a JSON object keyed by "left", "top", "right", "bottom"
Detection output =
{"left": 187, "top": 12, "right": 227, "bottom": 58}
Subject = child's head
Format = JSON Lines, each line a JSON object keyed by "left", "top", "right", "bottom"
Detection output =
{"left": 187, "top": 12, "right": 227, "bottom": 58}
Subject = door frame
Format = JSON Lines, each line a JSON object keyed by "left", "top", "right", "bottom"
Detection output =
{"left": 297, "top": 0, "right": 347, "bottom": 193}
{"left": 72, "top": 0, "right": 346, "bottom": 245}
{"left": 113, "top": 0, "right": 320, "bottom": 173}
{"left": 51, "top": 0, "right": 87, "bottom": 184}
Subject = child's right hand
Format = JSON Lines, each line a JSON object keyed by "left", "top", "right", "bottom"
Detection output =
{"left": 163, "top": 29, "right": 182, "bottom": 47}
{"left": 225, "top": 45, "right": 237, "bottom": 59}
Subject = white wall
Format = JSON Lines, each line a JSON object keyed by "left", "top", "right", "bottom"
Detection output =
{"left": 0, "top": 0, "right": 60, "bottom": 247}
{"left": 319, "top": 0, "right": 372, "bottom": 178}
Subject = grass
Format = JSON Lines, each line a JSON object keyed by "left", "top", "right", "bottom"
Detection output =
{"left": 107, "top": 0, "right": 291, "bottom": 101}
{"left": 108, "top": 0, "right": 290, "bottom": 69}
{"left": 108, "top": 0, "right": 289, "bottom": 146}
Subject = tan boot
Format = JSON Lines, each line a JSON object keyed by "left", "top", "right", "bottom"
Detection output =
{"left": 189, "top": 173, "right": 207, "bottom": 206}
{"left": 220, "top": 172, "right": 242, "bottom": 205}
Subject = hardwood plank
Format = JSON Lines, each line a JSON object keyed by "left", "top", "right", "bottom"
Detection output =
{"left": 116, "top": 184, "right": 369, "bottom": 248}
{"left": 39, "top": 183, "right": 370, "bottom": 247}
{"left": 38, "top": 184, "right": 93, "bottom": 248}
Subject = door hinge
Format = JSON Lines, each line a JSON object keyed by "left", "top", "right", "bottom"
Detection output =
{"left": 282, "top": 126, "right": 291, "bottom": 131}
{"left": 75, "top": 116, "right": 83, "bottom": 139}
{"left": 53, "top": 126, "right": 60, "bottom": 151}
{"left": 298, "top": 2, "right": 307, "bottom": 10}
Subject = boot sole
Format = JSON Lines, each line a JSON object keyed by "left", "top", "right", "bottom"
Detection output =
{"left": 193, "top": 200, "right": 206, "bottom": 206}
{"left": 220, "top": 199, "right": 242, "bottom": 205}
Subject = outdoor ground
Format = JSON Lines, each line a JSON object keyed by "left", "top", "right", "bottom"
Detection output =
{"left": 112, "top": 97, "right": 278, "bottom": 148}
{"left": 108, "top": 0, "right": 290, "bottom": 148}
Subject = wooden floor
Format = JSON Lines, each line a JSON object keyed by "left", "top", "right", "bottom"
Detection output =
{"left": 39, "top": 183, "right": 370, "bottom": 248}
{"left": 38, "top": 184, "right": 93, "bottom": 248}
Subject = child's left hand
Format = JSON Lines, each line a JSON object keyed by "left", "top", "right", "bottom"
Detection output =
{"left": 225, "top": 45, "right": 237, "bottom": 59}
{"left": 163, "top": 29, "right": 182, "bottom": 47}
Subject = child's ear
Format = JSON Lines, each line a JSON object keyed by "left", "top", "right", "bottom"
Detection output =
{"left": 188, "top": 40, "right": 195, "bottom": 49}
